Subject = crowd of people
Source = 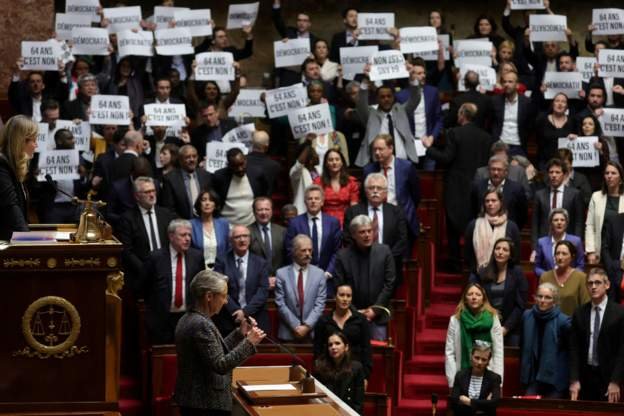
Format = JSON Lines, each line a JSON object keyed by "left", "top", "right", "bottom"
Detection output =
{"left": 2, "top": 0, "right": 624, "bottom": 415}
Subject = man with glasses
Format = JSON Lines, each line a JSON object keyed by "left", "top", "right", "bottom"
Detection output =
{"left": 569, "top": 268, "right": 624, "bottom": 402}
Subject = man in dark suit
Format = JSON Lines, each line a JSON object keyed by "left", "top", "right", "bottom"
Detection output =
{"left": 362, "top": 135, "right": 420, "bottom": 243}
{"left": 491, "top": 71, "right": 536, "bottom": 156}
{"left": 524, "top": 32, "right": 579, "bottom": 86}
{"left": 111, "top": 130, "right": 147, "bottom": 182}
{"left": 249, "top": 197, "right": 286, "bottom": 289}
{"left": 532, "top": 158, "right": 584, "bottom": 246}
{"left": 91, "top": 126, "right": 124, "bottom": 200}
{"left": 271, "top": 0, "right": 317, "bottom": 49}
{"left": 107, "top": 156, "right": 154, "bottom": 229}
{"left": 161, "top": 144, "right": 212, "bottom": 219}
{"left": 344, "top": 173, "right": 407, "bottom": 282}
{"left": 335, "top": 215, "right": 396, "bottom": 340}
{"left": 569, "top": 268, "right": 624, "bottom": 402}
{"left": 61, "top": 73, "right": 98, "bottom": 121}
{"left": 214, "top": 225, "right": 270, "bottom": 334}
{"left": 474, "top": 141, "right": 532, "bottom": 200}
{"left": 143, "top": 219, "right": 205, "bottom": 344}
{"left": 445, "top": 70, "right": 493, "bottom": 129}
{"left": 190, "top": 102, "right": 238, "bottom": 159}
{"left": 423, "top": 103, "right": 492, "bottom": 265}
{"left": 9, "top": 64, "right": 69, "bottom": 119}
{"left": 471, "top": 155, "right": 528, "bottom": 230}
{"left": 246, "top": 131, "right": 281, "bottom": 196}
{"left": 117, "top": 176, "right": 177, "bottom": 293}
{"left": 330, "top": 7, "right": 359, "bottom": 62}
{"left": 213, "top": 148, "right": 269, "bottom": 226}
{"left": 600, "top": 213, "right": 624, "bottom": 301}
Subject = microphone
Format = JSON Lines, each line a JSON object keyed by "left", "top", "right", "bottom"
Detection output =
{"left": 45, "top": 174, "right": 79, "bottom": 204}
{"left": 431, "top": 393, "right": 438, "bottom": 416}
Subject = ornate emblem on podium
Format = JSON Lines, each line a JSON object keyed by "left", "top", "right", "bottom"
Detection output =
{"left": 13, "top": 296, "right": 88, "bottom": 359}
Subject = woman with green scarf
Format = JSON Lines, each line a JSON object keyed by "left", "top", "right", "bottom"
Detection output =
{"left": 445, "top": 283, "right": 504, "bottom": 388}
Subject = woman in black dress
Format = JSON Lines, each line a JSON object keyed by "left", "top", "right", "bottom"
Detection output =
{"left": 535, "top": 93, "right": 576, "bottom": 170}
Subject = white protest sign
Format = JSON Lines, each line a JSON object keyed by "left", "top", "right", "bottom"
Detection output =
{"left": 72, "top": 27, "right": 110, "bottom": 56}
{"left": 155, "top": 28, "right": 194, "bottom": 56}
{"left": 287, "top": 103, "right": 334, "bottom": 139}
{"left": 357, "top": 13, "right": 395, "bottom": 41}
{"left": 174, "top": 9, "right": 212, "bottom": 37}
{"left": 558, "top": 137, "right": 599, "bottom": 167}
{"left": 340, "top": 45, "right": 378, "bottom": 80}
{"left": 600, "top": 109, "right": 624, "bottom": 137}
{"left": 454, "top": 40, "right": 493, "bottom": 67}
{"left": 419, "top": 34, "right": 450, "bottom": 61}
{"left": 543, "top": 72, "right": 583, "bottom": 99}
{"left": 55, "top": 13, "right": 91, "bottom": 41}
{"left": 89, "top": 95, "right": 132, "bottom": 125}
{"left": 21, "top": 41, "right": 60, "bottom": 71}
{"left": 66, "top": 0, "right": 99, "bottom": 23}
{"left": 511, "top": 0, "right": 545, "bottom": 10}
{"left": 530, "top": 15, "right": 567, "bottom": 42}
{"left": 205, "top": 142, "right": 248, "bottom": 173}
{"left": 458, "top": 64, "right": 497, "bottom": 92}
{"left": 264, "top": 83, "right": 308, "bottom": 119}
{"left": 576, "top": 57, "right": 597, "bottom": 83}
{"left": 36, "top": 123, "right": 49, "bottom": 152}
{"left": 117, "top": 30, "right": 154, "bottom": 58}
{"left": 195, "top": 52, "right": 235, "bottom": 81}
{"left": 144, "top": 104, "right": 187, "bottom": 127}
{"left": 50, "top": 120, "right": 91, "bottom": 152}
{"left": 274, "top": 38, "right": 311, "bottom": 68}
{"left": 598, "top": 49, "right": 624, "bottom": 78}
{"left": 229, "top": 89, "right": 266, "bottom": 118}
{"left": 399, "top": 27, "right": 438, "bottom": 55}
{"left": 369, "top": 50, "right": 409, "bottom": 81}
{"left": 37, "top": 150, "right": 80, "bottom": 181}
{"left": 103, "top": 6, "right": 142, "bottom": 34}
{"left": 222, "top": 123, "right": 255, "bottom": 147}
{"left": 226, "top": 2, "right": 259, "bottom": 29}
{"left": 592, "top": 9, "right": 624, "bottom": 35}
{"left": 153, "top": 6, "right": 190, "bottom": 30}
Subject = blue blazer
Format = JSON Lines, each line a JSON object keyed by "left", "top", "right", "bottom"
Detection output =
{"left": 190, "top": 217, "right": 231, "bottom": 261}
{"left": 395, "top": 84, "right": 443, "bottom": 140}
{"left": 284, "top": 213, "right": 342, "bottom": 275}
{"left": 363, "top": 158, "right": 420, "bottom": 237}
{"left": 534, "top": 234, "right": 585, "bottom": 277}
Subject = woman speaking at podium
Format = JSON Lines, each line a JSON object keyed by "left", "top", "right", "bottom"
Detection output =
{"left": 174, "top": 270, "right": 266, "bottom": 416}
{"left": 0, "top": 115, "right": 38, "bottom": 240}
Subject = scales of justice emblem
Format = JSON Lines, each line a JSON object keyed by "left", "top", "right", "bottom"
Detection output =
{"left": 13, "top": 296, "right": 88, "bottom": 359}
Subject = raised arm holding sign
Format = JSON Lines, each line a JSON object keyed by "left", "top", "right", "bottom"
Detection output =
{"left": 592, "top": 9, "right": 624, "bottom": 36}
{"left": 226, "top": 2, "right": 259, "bottom": 29}
{"left": 117, "top": 30, "right": 154, "bottom": 58}
{"left": 274, "top": 38, "right": 311, "bottom": 68}
{"left": 600, "top": 109, "right": 624, "bottom": 137}
{"left": 173, "top": 9, "right": 212, "bottom": 37}
{"left": 543, "top": 72, "right": 583, "bottom": 99}
{"left": 511, "top": 0, "right": 545, "bottom": 10}
{"left": 529, "top": 14, "right": 568, "bottom": 42}
{"left": 558, "top": 137, "right": 599, "bottom": 168}
{"left": 598, "top": 49, "right": 624, "bottom": 78}
{"left": 368, "top": 50, "right": 409, "bottom": 81}
{"left": 144, "top": 104, "right": 187, "bottom": 127}
{"left": 229, "top": 89, "right": 266, "bottom": 118}
{"left": 264, "top": 84, "right": 308, "bottom": 119}
{"left": 458, "top": 64, "right": 497, "bottom": 92}
{"left": 576, "top": 57, "right": 597, "bottom": 83}
{"left": 103, "top": 6, "right": 142, "bottom": 34}
{"left": 153, "top": 6, "right": 190, "bottom": 30}
{"left": 454, "top": 40, "right": 493, "bottom": 67}
{"left": 205, "top": 142, "right": 248, "bottom": 173}
{"left": 37, "top": 149, "right": 80, "bottom": 182}
{"left": 340, "top": 46, "right": 378, "bottom": 80}
{"left": 399, "top": 27, "right": 438, "bottom": 54}
{"left": 21, "top": 41, "right": 61, "bottom": 71}
{"left": 55, "top": 13, "right": 91, "bottom": 41}
{"left": 287, "top": 103, "right": 334, "bottom": 139}
{"left": 66, "top": 0, "right": 100, "bottom": 23}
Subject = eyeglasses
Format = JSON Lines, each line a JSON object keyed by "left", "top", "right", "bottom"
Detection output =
{"left": 232, "top": 235, "right": 250, "bottom": 240}
{"left": 587, "top": 280, "right": 605, "bottom": 287}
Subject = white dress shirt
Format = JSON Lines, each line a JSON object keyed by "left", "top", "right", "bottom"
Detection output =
{"left": 307, "top": 212, "right": 323, "bottom": 255}
{"left": 500, "top": 96, "right": 521, "bottom": 146}
{"left": 368, "top": 203, "right": 384, "bottom": 244}
{"left": 380, "top": 112, "right": 407, "bottom": 159}
{"left": 139, "top": 205, "right": 162, "bottom": 251}
{"left": 293, "top": 263, "right": 309, "bottom": 304}
{"left": 169, "top": 245, "right": 186, "bottom": 312}
{"left": 235, "top": 251, "right": 250, "bottom": 307}
{"left": 588, "top": 296, "right": 608, "bottom": 365}
{"left": 550, "top": 184, "right": 565, "bottom": 209}
{"left": 413, "top": 98, "right": 427, "bottom": 139}
{"left": 384, "top": 157, "right": 397, "bottom": 205}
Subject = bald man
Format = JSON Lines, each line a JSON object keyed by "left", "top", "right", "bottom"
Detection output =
{"left": 246, "top": 130, "right": 280, "bottom": 195}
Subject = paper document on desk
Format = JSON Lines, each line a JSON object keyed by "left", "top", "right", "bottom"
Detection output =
{"left": 242, "top": 384, "right": 296, "bottom": 392}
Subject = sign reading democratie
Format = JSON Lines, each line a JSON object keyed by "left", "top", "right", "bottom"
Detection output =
{"left": 205, "top": 142, "right": 248, "bottom": 173}
{"left": 543, "top": 72, "right": 583, "bottom": 99}
{"left": 173, "top": 9, "right": 212, "bottom": 37}
{"left": 454, "top": 40, "right": 493, "bottom": 67}
{"left": 21, "top": 41, "right": 60, "bottom": 71}
{"left": 264, "top": 84, "right": 308, "bottom": 119}
{"left": 511, "top": 0, "right": 545, "bottom": 10}
{"left": 37, "top": 150, "right": 80, "bottom": 181}
{"left": 153, "top": 6, "right": 189, "bottom": 29}
{"left": 600, "top": 109, "right": 624, "bottom": 137}
{"left": 340, "top": 45, "right": 379, "bottom": 80}
{"left": 419, "top": 34, "right": 450, "bottom": 61}
{"left": 399, "top": 27, "right": 438, "bottom": 55}
{"left": 65, "top": 0, "right": 100, "bottom": 23}
{"left": 89, "top": 95, "right": 132, "bottom": 125}
{"left": 71, "top": 27, "right": 110, "bottom": 56}
{"left": 195, "top": 52, "right": 235, "bottom": 81}
{"left": 154, "top": 28, "right": 194, "bottom": 55}
{"left": 274, "top": 38, "right": 311, "bottom": 68}
{"left": 144, "top": 104, "right": 187, "bottom": 127}
{"left": 229, "top": 89, "right": 266, "bottom": 118}
{"left": 117, "top": 30, "right": 154, "bottom": 58}
{"left": 103, "top": 6, "right": 142, "bottom": 34}
{"left": 288, "top": 104, "right": 334, "bottom": 139}
{"left": 458, "top": 64, "right": 497, "bottom": 92}
{"left": 598, "top": 49, "right": 624, "bottom": 78}
{"left": 368, "top": 50, "right": 409, "bottom": 81}
{"left": 55, "top": 13, "right": 91, "bottom": 41}
{"left": 576, "top": 57, "right": 597, "bottom": 83}
{"left": 50, "top": 120, "right": 91, "bottom": 152}
{"left": 357, "top": 13, "right": 395, "bottom": 41}
{"left": 592, "top": 9, "right": 624, "bottom": 35}
{"left": 226, "top": 2, "right": 259, "bottom": 29}
{"left": 558, "top": 137, "right": 599, "bottom": 168}
{"left": 529, "top": 14, "right": 568, "bottom": 42}
{"left": 222, "top": 123, "right": 255, "bottom": 147}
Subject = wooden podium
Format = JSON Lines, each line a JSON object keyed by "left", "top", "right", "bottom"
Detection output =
{"left": 0, "top": 232, "right": 123, "bottom": 415}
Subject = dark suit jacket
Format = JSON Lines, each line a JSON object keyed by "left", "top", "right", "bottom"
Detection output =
{"left": 362, "top": 158, "right": 421, "bottom": 237}
{"left": 117, "top": 205, "right": 177, "bottom": 292}
{"left": 107, "top": 177, "right": 162, "bottom": 230}
{"left": 143, "top": 246, "right": 205, "bottom": 344}
{"left": 92, "top": 147, "right": 117, "bottom": 199}
{"left": 445, "top": 89, "right": 494, "bottom": 129}
{"left": 395, "top": 84, "right": 443, "bottom": 140}
{"left": 471, "top": 178, "right": 528, "bottom": 230}
{"left": 570, "top": 300, "right": 624, "bottom": 387}
{"left": 531, "top": 185, "right": 584, "bottom": 246}
{"left": 334, "top": 244, "right": 396, "bottom": 309}
{"left": 111, "top": 152, "right": 138, "bottom": 182}
{"left": 271, "top": 6, "right": 318, "bottom": 49}
{"left": 491, "top": 94, "right": 536, "bottom": 153}
{"left": 427, "top": 123, "right": 492, "bottom": 230}
{"left": 191, "top": 118, "right": 239, "bottom": 159}
{"left": 212, "top": 168, "right": 269, "bottom": 207}
{"left": 161, "top": 168, "right": 212, "bottom": 219}
{"left": 284, "top": 213, "right": 342, "bottom": 275}
{"left": 0, "top": 156, "right": 28, "bottom": 240}
{"left": 330, "top": 30, "right": 356, "bottom": 63}
{"left": 9, "top": 75, "right": 69, "bottom": 117}
{"left": 524, "top": 41, "right": 579, "bottom": 85}
{"left": 449, "top": 368, "right": 501, "bottom": 416}
{"left": 600, "top": 213, "right": 624, "bottom": 293}
{"left": 61, "top": 97, "right": 89, "bottom": 121}
{"left": 249, "top": 221, "right": 286, "bottom": 275}
{"left": 246, "top": 151, "right": 281, "bottom": 196}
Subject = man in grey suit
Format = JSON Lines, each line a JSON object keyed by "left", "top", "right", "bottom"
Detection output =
{"left": 248, "top": 197, "right": 286, "bottom": 290}
{"left": 474, "top": 140, "right": 532, "bottom": 199}
{"left": 335, "top": 215, "right": 396, "bottom": 340}
{"left": 275, "top": 234, "right": 326, "bottom": 342}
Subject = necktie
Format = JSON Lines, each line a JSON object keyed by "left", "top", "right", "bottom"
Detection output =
{"left": 188, "top": 173, "right": 199, "bottom": 214}
{"left": 297, "top": 268, "right": 305, "bottom": 319}
{"left": 386, "top": 114, "right": 395, "bottom": 141}
{"left": 146, "top": 209, "right": 159, "bottom": 251}
{"left": 592, "top": 306, "right": 601, "bottom": 366}
{"left": 311, "top": 217, "right": 319, "bottom": 265}
{"left": 372, "top": 207, "right": 380, "bottom": 243}
{"left": 551, "top": 189, "right": 558, "bottom": 209}
{"left": 382, "top": 166, "right": 389, "bottom": 178}
{"left": 262, "top": 225, "right": 272, "bottom": 260}
{"left": 237, "top": 257, "right": 246, "bottom": 307}
{"left": 174, "top": 253, "right": 183, "bottom": 308}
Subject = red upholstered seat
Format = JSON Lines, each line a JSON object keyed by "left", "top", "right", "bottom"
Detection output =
{"left": 151, "top": 354, "right": 178, "bottom": 416}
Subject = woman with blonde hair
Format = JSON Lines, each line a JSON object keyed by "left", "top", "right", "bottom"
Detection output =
{"left": 0, "top": 115, "right": 38, "bottom": 239}
{"left": 445, "top": 282, "right": 504, "bottom": 388}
